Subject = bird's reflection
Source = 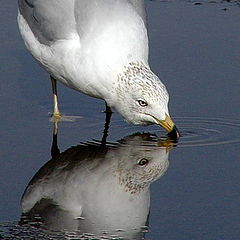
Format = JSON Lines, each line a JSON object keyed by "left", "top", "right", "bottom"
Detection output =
{"left": 20, "top": 117, "right": 175, "bottom": 240}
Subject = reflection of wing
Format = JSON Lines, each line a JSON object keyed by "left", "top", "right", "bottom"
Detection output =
{"left": 21, "top": 143, "right": 108, "bottom": 215}
{"left": 25, "top": 143, "right": 108, "bottom": 186}
{"left": 21, "top": 198, "right": 81, "bottom": 232}
{"left": 21, "top": 133, "right": 170, "bottom": 238}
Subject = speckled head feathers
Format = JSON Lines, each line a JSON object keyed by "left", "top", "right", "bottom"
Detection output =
{"left": 111, "top": 61, "right": 170, "bottom": 125}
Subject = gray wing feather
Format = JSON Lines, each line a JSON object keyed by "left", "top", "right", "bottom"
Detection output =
{"left": 18, "top": 0, "right": 147, "bottom": 45}
{"left": 128, "top": 0, "right": 147, "bottom": 26}
{"left": 74, "top": 0, "right": 147, "bottom": 38}
{"left": 18, "top": 0, "right": 76, "bottom": 44}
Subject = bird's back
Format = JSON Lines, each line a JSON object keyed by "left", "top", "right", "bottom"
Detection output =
{"left": 18, "top": 0, "right": 146, "bottom": 45}
{"left": 18, "top": 0, "right": 149, "bottom": 99}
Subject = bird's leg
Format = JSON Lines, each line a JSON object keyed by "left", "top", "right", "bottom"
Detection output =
{"left": 51, "top": 119, "right": 60, "bottom": 158}
{"left": 104, "top": 102, "right": 112, "bottom": 114}
{"left": 101, "top": 102, "right": 113, "bottom": 146}
{"left": 50, "top": 76, "right": 61, "bottom": 119}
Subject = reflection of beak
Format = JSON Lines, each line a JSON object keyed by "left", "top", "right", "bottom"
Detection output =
{"left": 158, "top": 139, "right": 174, "bottom": 152}
{"left": 157, "top": 114, "right": 180, "bottom": 139}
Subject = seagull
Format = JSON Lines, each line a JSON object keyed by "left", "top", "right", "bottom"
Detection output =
{"left": 17, "top": 0, "right": 179, "bottom": 138}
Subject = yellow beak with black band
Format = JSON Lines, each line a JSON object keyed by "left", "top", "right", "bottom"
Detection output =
{"left": 157, "top": 114, "right": 180, "bottom": 139}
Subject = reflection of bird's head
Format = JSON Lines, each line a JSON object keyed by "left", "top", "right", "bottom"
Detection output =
{"left": 107, "top": 133, "right": 170, "bottom": 194}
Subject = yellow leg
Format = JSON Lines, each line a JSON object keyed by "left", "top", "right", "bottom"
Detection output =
{"left": 50, "top": 76, "right": 61, "bottom": 119}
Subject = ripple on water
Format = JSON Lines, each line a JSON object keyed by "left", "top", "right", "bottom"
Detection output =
{"left": 80, "top": 116, "right": 240, "bottom": 148}
{"left": 156, "top": 117, "right": 240, "bottom": 147}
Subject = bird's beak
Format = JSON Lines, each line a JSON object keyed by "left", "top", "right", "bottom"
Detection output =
{"left": 157, "top": 114, "right": 180, "bottom": 139}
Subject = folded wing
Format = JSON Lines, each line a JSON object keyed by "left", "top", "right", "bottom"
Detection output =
{"left": 18, "top": 0, "right": 146, "bottom": 45}
{"left": 18, "top": 0, "right": 76, "bottom": 45}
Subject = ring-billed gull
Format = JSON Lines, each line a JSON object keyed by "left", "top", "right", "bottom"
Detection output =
{"left": 17, "top": 0, "right": 179, "bottom": 137}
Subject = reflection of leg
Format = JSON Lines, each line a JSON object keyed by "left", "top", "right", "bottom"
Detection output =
{"left": 50, "top": 76, "right": 61, "bottom": 119}
{"left": 101, "top": 102, "right": 113, "bottom": 146}
{"left": 51, "top": 119, "right": 60, "bottom": 158}
{"left": 104, "top": 102, "right": 112, "bottom": 114}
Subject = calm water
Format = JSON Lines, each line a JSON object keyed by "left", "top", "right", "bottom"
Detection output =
{"left": 1, "top": 1, "right": 240, "bottom": 239}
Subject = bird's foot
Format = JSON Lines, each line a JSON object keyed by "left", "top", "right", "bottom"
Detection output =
{"left": 49, "top": 113, "right": 82, "bottom": 123}
{"left": 49, "top": 109, "right": 62, "bottom": 122}
{"left": 52, "top": 111, "right": 62, "bottom": 120}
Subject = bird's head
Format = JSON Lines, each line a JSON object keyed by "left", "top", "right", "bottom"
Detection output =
{"left": 110, "top": 62, "right": 179, "bottom": 138}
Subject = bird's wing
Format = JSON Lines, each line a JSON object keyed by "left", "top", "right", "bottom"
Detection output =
{"left": 18, "top": 0, "right": 147, "bottom": 45}
{"left": 128, "top": 0, "right": 147, "bottom": 26}
{"left": 18, "top": 0, "right": 77, "bottom": 45}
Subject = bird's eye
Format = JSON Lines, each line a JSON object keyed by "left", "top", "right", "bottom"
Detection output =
{"left": 138, "top": 158, "right": 149, "bottom": 166}
{"left": 137, "top": 100, "right": 148, "bottom": 107}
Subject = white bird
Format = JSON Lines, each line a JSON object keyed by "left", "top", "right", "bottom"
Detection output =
{"left": 17, "top": 0, "right": 179, "bottom": 137}
{"left": 21, "top": 133, "right": 170, "bottom": 239}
